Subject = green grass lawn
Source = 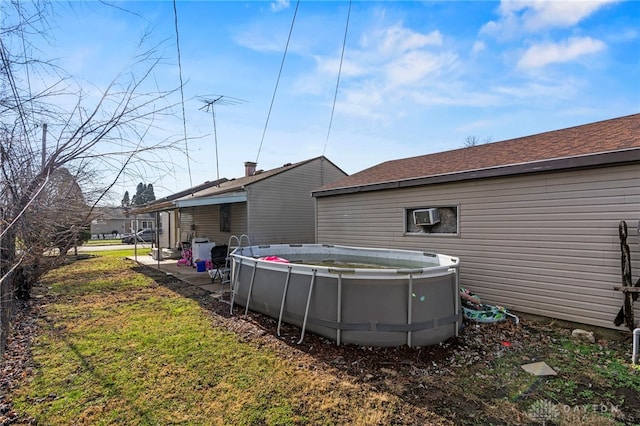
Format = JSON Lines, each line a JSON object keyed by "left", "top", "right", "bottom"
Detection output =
{"left": 85, "top": 239, "right": 123, "bottom": 246}
{"left": 13, "top": 251, "right": 445, "bottom": 425}
{"left": 9, "top": 250, "right": 639, "bottom": 425}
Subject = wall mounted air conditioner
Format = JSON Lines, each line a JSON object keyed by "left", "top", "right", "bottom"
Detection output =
{"left": 413, "top": 208, "right": 440, "bottom": 226}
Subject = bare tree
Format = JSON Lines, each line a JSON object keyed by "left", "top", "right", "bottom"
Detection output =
{"left": 7, "top": 167, "right": 91, "bottom": 299}
{"left": 1, "top": 1, "right": 182, "bottom": 301}
{"left": 463, "top": 136, "right": 493, "bottom": 148}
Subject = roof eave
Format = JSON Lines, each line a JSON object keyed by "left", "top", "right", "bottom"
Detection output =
{"left": 131, "top": 201, "right": 175, "bottom": 214}
{"left": 175, "top": 191, "right": 248, "bottom": 208}
{"left": 312, "top": 149, "right": 640, "bottom": 197}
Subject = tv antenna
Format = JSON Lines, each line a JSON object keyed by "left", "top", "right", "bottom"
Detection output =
{"left": 199, "top": 95, "right": 247, "bottom": 186}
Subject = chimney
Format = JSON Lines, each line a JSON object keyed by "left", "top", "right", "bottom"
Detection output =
{"left": 244, "top": 161, "right": 257, "bottom": 177}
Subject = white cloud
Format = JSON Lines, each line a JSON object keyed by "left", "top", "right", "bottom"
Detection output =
{"left": 607, "top": 27, "right": 639, "bottom": 43}
{"left": 385, "top": 51, "right": 457, "bottom": 86}
{"left": 520, "top": 1, "right": 617, "bottom": 30}
{"left": 376, "top": 25, "right": 443, "bottom": 55}
{"left": 494, "top": 79, "right": 581, "bottom": 100}
{"left": 315, "top": 56, "right": 364, "bottom": 78}
{"left": 270, "top": 0, "right": 290, "bottom": 12}
{"left": 517, "top": 36, "right": 606, "bottom": 69}
{"left": 481, "top": 0, "right": 620, "bottom": 37}
{"left": 290, "top": 19, "right": 458, "bottom": 120}
{"left": 292, "top": 56, "right": 364, "bottom": 96}
{"left": 319, "top": 23, "right": 458, "bottom": 115}
{"left": 472, "top": 40, "right": 486, "bottom": 55}
{"left": 335, "top": 89, "right": 387, "bottom": 120}
{"left": 233, "top": 28, "right": 286, "bottom": 53}
{"left": 409, "top": 84, "right": 506, "bottom": 108}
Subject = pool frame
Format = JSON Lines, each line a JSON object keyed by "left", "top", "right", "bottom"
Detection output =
{"left": 229, "top": 244, "right": 461, "bottom": 347}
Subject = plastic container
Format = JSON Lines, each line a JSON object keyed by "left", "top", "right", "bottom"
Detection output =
{"left": 152, "top": 248, "right": 163, "bottom": 260}
{"left": 195, "top": 260, "right": 206, "bottom": 272}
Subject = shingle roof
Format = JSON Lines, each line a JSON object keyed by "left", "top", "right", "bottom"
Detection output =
{"left": 314, "top": 113, "right": 640, "bottom": 196}
{"left": 176, "top": 156, "right": 331, "bottom": 201}
{"left": 134, "top": 156, "right": 345, "bottom": 212}
{"left": 132, "top": 178, "right": 228, "bottom": 214}
{"left": 93, "top": 206, "right": 153, "bottom": 219}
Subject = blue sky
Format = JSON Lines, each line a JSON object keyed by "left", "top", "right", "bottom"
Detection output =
{"left": 27, "top": 1, "right": 640, "bottom": 198}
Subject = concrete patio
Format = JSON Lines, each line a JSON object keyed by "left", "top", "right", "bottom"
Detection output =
{"left": 129, "top": 251, "right": 229, "bottom": 298}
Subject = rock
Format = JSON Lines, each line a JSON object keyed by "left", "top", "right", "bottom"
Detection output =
{"left": 380, "top": 367, "right": 398, "bottom": 376}
{"left": 571, "top": 329, "right": 595, "bottom": 343}
{"left": 521, "top": 361, "right": 557, "bottom": 376}
{"left": 329, "top": 357, "right": 345, "bottom": 365}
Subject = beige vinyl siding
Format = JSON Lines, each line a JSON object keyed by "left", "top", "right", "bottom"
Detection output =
{"left": 229, "top": 202, "right": 248, "bottom": 243}
{"left": 248, "top": 158, "right": 346, "bottom": 245}
{"left": 316, "top": 163, "right": 640, "bottom": 329}
{"left": 192, "top": 205, "right": 218, "bottom": 241}
{"left": 177, "top": 203, "right": 248, "bottom": 246}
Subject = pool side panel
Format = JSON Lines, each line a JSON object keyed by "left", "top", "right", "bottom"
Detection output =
{"left": 338, "top": 273, "right": 458, "bottom": 346}
{"left": 230, "top": 245, "right": 460, "bottom": 347}
{"left": 233, "top": 264, "right": 340, "bottom": 341}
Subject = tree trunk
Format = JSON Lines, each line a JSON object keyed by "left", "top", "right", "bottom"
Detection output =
{"left": 13, "top": 266, "right": 32, "bottom": 301}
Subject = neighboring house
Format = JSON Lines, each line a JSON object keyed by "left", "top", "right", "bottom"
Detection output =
{"left": 133, "top": 178, "right": 229, "bottom": 249}
{"left": 137, "top": 156, "right": 347, "bottom": 250}
{"left": 90, "top": 207, "right": 156, "bottom": 238}
{"left": 311, "top": 114, "right": 640, "bottom": 330}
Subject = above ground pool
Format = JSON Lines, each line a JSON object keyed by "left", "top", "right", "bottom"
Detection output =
{"left": 228, "top": 244, "right": 461, "bottom": 347}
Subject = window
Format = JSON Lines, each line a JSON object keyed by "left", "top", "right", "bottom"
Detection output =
{"left": 405, "top": 206, "right": 458, "bottom": 235}
{"left": 220, "top": 203, "right": 231, "bottom": 232}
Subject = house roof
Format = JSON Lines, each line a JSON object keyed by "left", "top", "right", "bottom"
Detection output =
{"left": 313, "top": 113, "right": 640, "bottom": 197}
{"left": 92, "top": 206, "right": 153, "bottom": 219}
{"left": 183, "top": 156, "right": 342, "bottom": 200}
{"left": 132, "top": 178, "right": 228, "bottom": 214}
{"left": 136, "top": 156, "right": 345, "bottom": 211}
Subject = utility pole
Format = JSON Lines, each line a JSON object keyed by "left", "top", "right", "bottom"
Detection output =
{"left": 41, "top": 123, "right": 47, "bottom": 171}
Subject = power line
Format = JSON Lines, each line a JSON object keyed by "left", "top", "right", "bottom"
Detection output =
{"left": 0, "top": 38, "right": 29, "bottom": 145}
{"left": 255, "top": 0, "right": 300, "bottom": 165}
{"left": 16, "top": 0, "right": 37, "bottom": 156}
{"left": 172, "top": 0, "right": 193, "bottom": 190}
{"left": 323, "top": 0, "right": 352, "bottom": 156}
